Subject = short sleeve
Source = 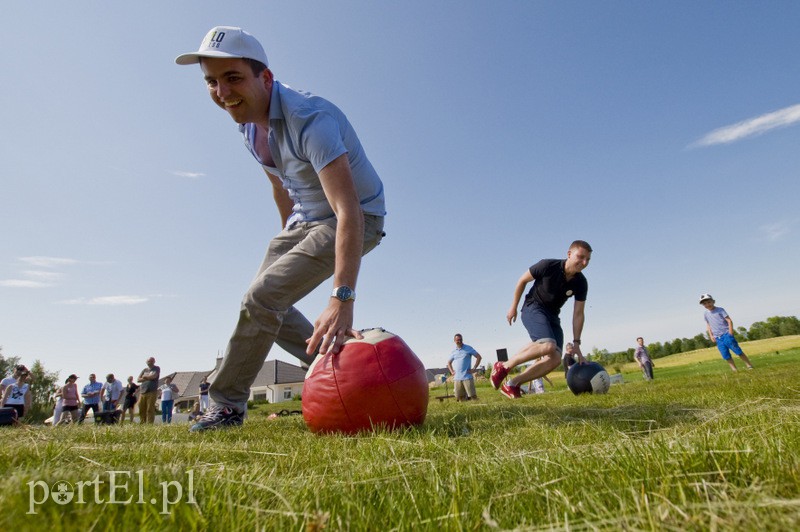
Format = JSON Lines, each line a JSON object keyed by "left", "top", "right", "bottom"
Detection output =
{"left": 298, "top": 110, "right": 348, "bottom": 173}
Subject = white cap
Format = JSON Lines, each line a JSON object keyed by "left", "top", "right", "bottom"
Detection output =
{"left": 699, "top": 293, "right": 714, "bottom": 303}
{"left": 175, "top": 26, "right": 269, "bottom": 67}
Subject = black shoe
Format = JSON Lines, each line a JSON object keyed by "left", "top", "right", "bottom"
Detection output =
{"left": 189, "top": 406, "right": 243, "bottom": 432}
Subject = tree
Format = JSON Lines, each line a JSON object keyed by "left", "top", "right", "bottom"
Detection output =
{"left": 589, "top": 347, "right": 610, "bottom": 362}
{"left": 778, "top": 316, "right": 800, "bottom": 336}
{"left": 680, "top": 337, "right": 696, "bottom": 353}
{"left": 647, "top": 342, "right": 663, "bottom": 359}
{"left": 0, "top": 346, "right": 22, "bottom": 380}
{"left": 748, "top": 321, "right": 775, "bottom": 340}
{"left": 27, "top": 360, "right": 60, "bottom": 422}
{"left": 669, "top": 339, "right": 683, "bottom": 354}
{"left": 661, "top": 341, "right": 674, "bottom": 356}
{"left": 694, "top": 333, "right": 713, "bottom": 349}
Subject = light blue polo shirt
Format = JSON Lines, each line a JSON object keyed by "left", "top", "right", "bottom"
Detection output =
{"left": 81, "top": 381, "right": 103, "bottom": 405}
{"left": 704, "top": 306, "right": 731, "bottom": 337}
{"left": 240, "top": 81, "right": 385, "bottom": 229}
{"left": 448, "top": 344, "right": 479, "bottom": 381}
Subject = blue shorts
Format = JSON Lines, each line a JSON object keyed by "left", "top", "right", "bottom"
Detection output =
{"left": 520, "top": 303, "right": 563, "bottom": 351}
{"left": 716, "top": 333, "right": 744, "bottom": 360}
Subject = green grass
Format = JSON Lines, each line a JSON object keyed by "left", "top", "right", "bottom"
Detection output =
{"left": 2, "top": 337, "right": 799, "bottom": 530}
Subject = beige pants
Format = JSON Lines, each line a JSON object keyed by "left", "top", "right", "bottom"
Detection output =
{"left": 211, "top": 215, "right": 385, "bottom": 413}
{"left": 454, "top": 379, "right": 477, "bottom": 400}
{"left": 138, "top": 391, "right": 157, "bottom": 424}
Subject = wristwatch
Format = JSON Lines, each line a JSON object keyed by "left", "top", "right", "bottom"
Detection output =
{"left": 331, "top": 286, "right": 356, "bottom": 302}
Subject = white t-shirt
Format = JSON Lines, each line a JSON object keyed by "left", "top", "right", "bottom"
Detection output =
{"left": 159, "top": 384, "right": 176, "bottom": 402}
{"left": 101, "top": 380, "right": 124, "bottom": 401}
{"left": 4, "top": 383, "right": 29, "bottom": 405}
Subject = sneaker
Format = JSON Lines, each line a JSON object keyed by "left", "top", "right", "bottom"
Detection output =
{"left": 490, "top": 361, "right": 508, "bottom": 390}
{"left": 189, "top": 406, "right": 243, "bottom": 432}
{"left": 500, "top": 384, "right": 522, "bottom": 399}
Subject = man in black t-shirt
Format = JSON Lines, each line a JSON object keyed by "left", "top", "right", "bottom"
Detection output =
{"left": 491, "top": 240, "right": 592, "bottom": 399}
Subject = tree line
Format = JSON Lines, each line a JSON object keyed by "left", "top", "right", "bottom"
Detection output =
{"left": 590, "top": 315, "right": 800, "bottom": 368}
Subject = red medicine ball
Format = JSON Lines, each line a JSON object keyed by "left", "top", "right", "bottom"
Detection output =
{"left": 302, "top": 328, "right": 429, "bottom": 434}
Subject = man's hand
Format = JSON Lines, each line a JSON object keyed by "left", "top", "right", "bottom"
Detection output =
{"left": 506, "top": 307, "right": 517, "bottom": 325}
{"left": 308, "top": 154, "right": 364, "bottom": 356}
{"left": 307, "top": 300, "right": 363, "bottom": 355}
{"left": 574, "top": 345, "right": 586, "bottom": 364}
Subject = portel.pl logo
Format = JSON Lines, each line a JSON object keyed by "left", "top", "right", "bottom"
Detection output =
{"left": 27, "top": 470, "right": 195, "bottom": 515}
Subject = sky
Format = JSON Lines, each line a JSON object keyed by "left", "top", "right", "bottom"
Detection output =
{"left": 2, "top": 1, "right": 799, "bottom": 383}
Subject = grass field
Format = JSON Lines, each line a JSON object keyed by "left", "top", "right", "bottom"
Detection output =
{"left": 1, "top": 336, "right": 799, "bottom": 530}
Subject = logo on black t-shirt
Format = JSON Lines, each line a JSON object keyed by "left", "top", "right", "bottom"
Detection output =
{"left": 566, "top": 290, "right": 573, "bottom": 297}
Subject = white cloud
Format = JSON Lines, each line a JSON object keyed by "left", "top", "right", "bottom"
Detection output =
{"left": 760, "top": 220, "right": 792, "bottom": 242}
{"left": 18, "top": 256, "right": 78, "bottom": 268}
{"left": 172, "top": 170, "right": 205, "bottom": 179}
{"left": 22, "top": 270, "right": 64, "bottom": 281}
{"left": 1, "top": 260, "right": 73, "bottom": 288}
{"left": 0, "top": 279, "right": 52, "bottom": 288}
{"left": 692, "top": 103, "right": 800, "bottom": 147}
{"left": 58, "top": 295, "right": 150, "bottom": 306}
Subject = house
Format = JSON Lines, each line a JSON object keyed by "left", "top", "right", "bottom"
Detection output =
{"left": 160, "top": 357, "right": 307, "bottom": 410}
{"left": 425, "top": 367, "right": 450, "bottom": 383}
{"left": 248, "top": 359, "right": 307, "bottom": 403}
{"left": 161, "top": 370, "right": 214, "bottom": 411}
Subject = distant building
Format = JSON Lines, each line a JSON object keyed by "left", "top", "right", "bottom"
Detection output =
{"left": 249, "top": 359, "right": 307, "bottom": 403}
{"left": 425, "top": 368, "right": 450, "bottom": 383}
{"left": 425, "top": 366, "right": 486, "bottom": 384}
{"left": 160, "top": 357, "right": 307, "bottom": 410}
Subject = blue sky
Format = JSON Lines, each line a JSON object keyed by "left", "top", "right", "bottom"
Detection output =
{"left": 2, "top": 2, "right": 799, "bottom": 383}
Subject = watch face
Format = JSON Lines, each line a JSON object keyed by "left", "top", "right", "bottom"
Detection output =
{"left": 336, "top": 286, "right": 353, "bottom": 301}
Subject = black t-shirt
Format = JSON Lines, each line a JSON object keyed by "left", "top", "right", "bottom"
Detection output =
{"left": 199, "top": 382, "right": 210, "bottom": 396}
{"left": 125, "top": 383, "right": 139, "bottom": 398}
{"left": 524, "top": 259, "right": 588, "bottom": 315}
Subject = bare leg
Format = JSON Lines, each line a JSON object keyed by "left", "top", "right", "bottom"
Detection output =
{"left": 739, "top": 354, "right": 754, "bottom": 368}
{"left": 727, "top": 359, "right": 738, "bottom": 371}
{"left": 503, "top": 341, "right": 558, "bottom": 371}
{"left": 502, "top": 340, "right": 560, "bottom": 387}
{"left": 508, "top": 353, "right": 561, "bottom": 387}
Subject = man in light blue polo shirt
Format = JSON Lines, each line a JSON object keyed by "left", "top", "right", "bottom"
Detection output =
{"left": 177, "top": 27, "right": 386, "bottom": 431}
{"left": 447, "top": 334, "right": 482, "bottom": 401}
{"left": 79, "top": 373, "right": 102, "bottom": 424}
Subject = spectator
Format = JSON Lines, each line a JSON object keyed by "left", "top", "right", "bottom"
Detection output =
{"left": 1, "top": 364, "right": 28, "bottom": 398}
{"left": 158, "top": 376, "right": 179, "bottom": 424}
{"left": 634, "top": 337, "right": 655, "bottom": 380}
{"left": 137, "top": 357, "right": 161, "bottom": 424}
{"left": 447, "top": 334, "right": 482, "bottom": 401}
{"left": 79, "top": 373, "right": 102, "bottom": 423}
{"left": 58, "top": 375, "right": 81, "bottom": 425}
{"left": 51, "top": 384, "right": 64, "bottom": 426}
{"left": 101, "top": 373, "right": 124, "bottom": 412}
{"left": 562, "top": 342, "right": 577, "bottom": 377}
{"left": 187, "top": 402, "right": 202, "bottom": 423}
{"left": 2, "top": 369, "right": 31, "bottom": 421}
{"left": 121, "top": 376, "right": 140, "bottom": 425}
{"left": 198, "top": 376, "right": 210, "bottom": 413}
